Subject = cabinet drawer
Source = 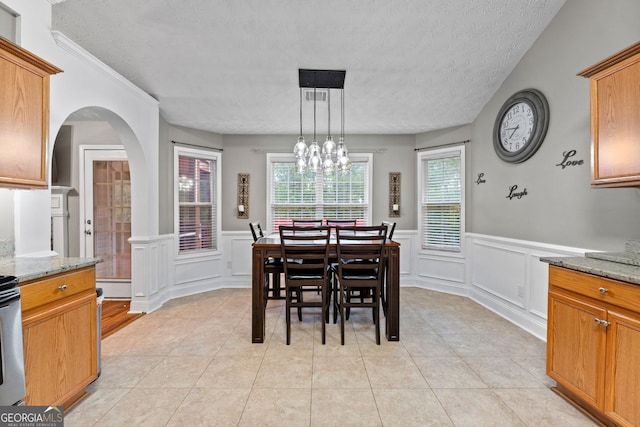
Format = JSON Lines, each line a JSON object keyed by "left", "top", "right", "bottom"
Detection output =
{"left": 20, "top": 267, "right": 96, "bottom": 312}
{"left": 549, "top": 266, "right": 640, "bottom": 313}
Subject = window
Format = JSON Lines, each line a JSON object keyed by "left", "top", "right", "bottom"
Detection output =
{"left": 419, "top": 145, "right": 465, "bottom": 252}
{"left": 267, "top": 153, "right": 372, "bottom": 232}
{"left": 174, "top": 147, "right": 221, "bottom": 254}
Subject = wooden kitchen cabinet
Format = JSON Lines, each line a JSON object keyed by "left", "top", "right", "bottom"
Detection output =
{"left": 20, "top": 266, "right": 97, "bottom": 409}
{"left": 0, "top": 38, "right": 62, "bottom": 188}
{"left": 547, "top": 266, "right": 640, "bottom": 426}
{"left": 578, "top": 42, "right": 640, "bottom": 188}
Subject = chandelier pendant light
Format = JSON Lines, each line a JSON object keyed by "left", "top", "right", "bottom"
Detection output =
{"left": 295, "top": 69, "right": 350, "bottom": 174}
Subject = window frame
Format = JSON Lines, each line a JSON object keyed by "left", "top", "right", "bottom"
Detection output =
{"left": 417, "top": 145, "right": 466, "bottom": 257}
{"left": 173, "top": 145, "right": 221, "bottom": 258}
{"left": 266, "top": 152, "right": 373, "bottom": 234}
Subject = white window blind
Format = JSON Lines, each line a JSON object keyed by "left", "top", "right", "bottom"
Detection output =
{"left": 176, "top": 150, "right": 219, "bottom": 253}
{"left": 420, "top": 148, "right": 463, "bottom": 252}
{"left": 269, "top": 154, "right": 371, "bottom": 232}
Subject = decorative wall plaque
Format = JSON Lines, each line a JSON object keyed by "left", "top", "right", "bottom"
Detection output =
{"left": 389, "top": 172, "right": 401, "bottom": 217}
{"left": 506, "top": 184, "right": 528, "bottom": 200}
{"left": 556, "top": 149, "right": 584, "bottom": 169}
{"left": 237, "top": 173, "right": 249, "bottom": 219}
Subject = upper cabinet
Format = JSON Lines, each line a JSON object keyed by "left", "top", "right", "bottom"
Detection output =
{"left": 0, "top": 38, "right": 62, "bottom": 188}
{"left": 578, "top": 42, "right": 640, "bottom": 188}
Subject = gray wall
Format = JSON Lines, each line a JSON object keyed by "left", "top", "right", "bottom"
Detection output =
{"left": 158, "top": 118, "right": 224, "bottom": 235}
{"left": 54, "top": 120, "right": 123, "bottom": 257}
{"left": 222, "top": 134, "right": 417, "bottom": 232}
{"left": 463, "top": 0, "right": 640, "bottom": 251}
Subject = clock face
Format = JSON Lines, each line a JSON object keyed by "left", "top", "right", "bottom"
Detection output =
{"left": 492, "top": 89, "right": 549, "bottom": 163}
{"left": 499, "top": 102, "right": 534, "bottom": 153}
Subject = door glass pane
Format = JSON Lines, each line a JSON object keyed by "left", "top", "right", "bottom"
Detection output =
{"left": 93, "top": 160, "right": 131, "bottom": 279}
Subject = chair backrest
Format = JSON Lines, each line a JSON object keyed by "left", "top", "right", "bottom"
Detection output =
{"left": 325, "top": 219, "right": 357, "bottom": 229}
{"left": 279, "top": 226, "right": 331, "bottom": 280}
{"left": 292, "top": 219, "right": 323, "bottom": 227}
{"left": 335, "top": 225, "right": 387, "bottom": 281}
{"left": 249, "top": 221, "right": 264, "bottom": 242}
{"left": 381, "top": 221, "right": 396, "bottom": 240}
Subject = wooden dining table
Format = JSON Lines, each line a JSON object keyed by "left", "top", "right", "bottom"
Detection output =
{"left": 251, "top": 234, "right": 400, "bottom": 343}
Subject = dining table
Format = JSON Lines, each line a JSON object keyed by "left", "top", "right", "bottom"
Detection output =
{"left": 251, "top": 233, "right": 400, "bottom": 343}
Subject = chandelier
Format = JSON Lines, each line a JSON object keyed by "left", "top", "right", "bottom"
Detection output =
{"left": 293, "top": 69, "right": 351, "bottom": 174}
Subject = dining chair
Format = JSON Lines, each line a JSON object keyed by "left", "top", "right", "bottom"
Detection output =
{"left": 334, "top": 225, "right": 387, "bottom": 345}
{"left": 291, "top": 219, "right": 323, "bottom": 227}
{"left": 324, "top": 219, "right": 357, "bottom": 228}
{"left": 279, "top": 226, "right": 332, "bottom": 345}
{"left": 250, "top": 221, "right": 285, "bottom": 300}
{"left": 380, "top": 221, "right": 396, "bottom": 315}
{"left": 381, "top": 221, "right": 396, "bottom": 240}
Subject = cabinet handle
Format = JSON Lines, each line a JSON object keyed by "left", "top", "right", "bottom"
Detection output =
{"left": 594, "top": 317, "right": 610, "bottom": 327}
{"left": 598, "top": 287, "right": 608, "bottom": 294}
{"left": 58, "top": 284, "right": 68, "bottom": 291}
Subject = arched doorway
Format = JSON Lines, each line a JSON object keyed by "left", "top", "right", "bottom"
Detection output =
{"left": 51, "top": 107, "right": 134, "bottom": 299}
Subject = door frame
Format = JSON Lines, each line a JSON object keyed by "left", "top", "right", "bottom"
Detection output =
{"left": 79, "top": 145, "right": 131, "bottom": 298}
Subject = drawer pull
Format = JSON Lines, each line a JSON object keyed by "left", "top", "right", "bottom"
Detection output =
{"left": 58, "top": 284, "right": 68, "bottom": 291}
{"left": 598, "top": 287, "right": 608, "bottom": 294}
{"left": 594, "top": 317, "right": 611, "bottom": 327}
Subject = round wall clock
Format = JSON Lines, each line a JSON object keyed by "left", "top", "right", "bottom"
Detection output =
{"left": 492, "top": 88, "right": 549, "bottom": 163}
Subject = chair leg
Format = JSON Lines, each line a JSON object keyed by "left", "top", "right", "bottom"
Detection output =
{"left": 375, "top": 303, "right": 380, "bottom": 345}
{"left": 340, "top": 284, "right": 345, "bottom": 345}
{"left": 333, "top": 277, "right": 339, "bottom": 324}
{"left": 273, "top": 273, "right": 281, "bottom": 298}
{"left": 285, "top": 289, "right": 291, "bottom": 345}
{"left": 297, "top": 290, "right": 303, "bottom": 321}
{"left": 321, "top": 285, "right": 327, "bottom": 345}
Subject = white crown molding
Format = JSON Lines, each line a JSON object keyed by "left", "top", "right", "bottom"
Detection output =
{"left": 51, "top": 30, "right": 158, "bottom": 107}
{"left": 47, "top": 0, "right": 67, "bottom": 5}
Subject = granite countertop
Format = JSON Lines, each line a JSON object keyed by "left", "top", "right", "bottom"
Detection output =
{"left": 541, "top": 255, "right": 640, "bottom": 286}
{"left": 0, "top": 256, "right": 102, "bottom": 283}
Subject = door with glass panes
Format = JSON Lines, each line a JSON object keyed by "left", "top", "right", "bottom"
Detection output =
{"left": 82, "top": 148, "right": 131, "bottom": 298}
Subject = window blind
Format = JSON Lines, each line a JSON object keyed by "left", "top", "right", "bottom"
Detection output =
{"left": 270, "top": 158, "right": 370, "bottom": 232}
{"left": 421, "top": 152, "right": 462, "bottom": 251}
{"left": 177, "top": 154, "right": 217, "bottom": 252}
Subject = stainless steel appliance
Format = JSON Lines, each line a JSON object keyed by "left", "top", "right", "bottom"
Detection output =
{"left": 0, "top": 275, "right": 26, "bottom": 406}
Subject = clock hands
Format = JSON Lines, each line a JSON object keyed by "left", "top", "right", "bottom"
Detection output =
{"left": 508, "top": 125, "right": 520, "bottom": 138}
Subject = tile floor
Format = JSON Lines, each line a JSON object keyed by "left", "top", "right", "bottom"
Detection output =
{"left": 66, "top": 287, "right": 596, "bottom": 426}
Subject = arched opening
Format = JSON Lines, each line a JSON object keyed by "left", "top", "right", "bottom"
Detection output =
{"left": 51, "top": 106, "right": 142, "bottom": 300}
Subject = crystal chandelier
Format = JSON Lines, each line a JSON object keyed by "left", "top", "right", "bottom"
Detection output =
{"left": 294, "top": 69, "right": 351, "bottom": 174}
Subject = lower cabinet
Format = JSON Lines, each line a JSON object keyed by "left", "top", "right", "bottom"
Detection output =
{"left": 547, "top": 266, "right": 640, "bottom": 427}
{"left": 20, "top": 266, "right": 97, "bottom": 408}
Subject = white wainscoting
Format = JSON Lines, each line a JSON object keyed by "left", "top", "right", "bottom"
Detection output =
{"left": 129, "top": 234, "right": 175, "bottom": 313}
{"left": 465, "top": 233, "right": 588, "bottom": 340}
{"left": 150, "top": 230, "right": 588, "bottom": 341}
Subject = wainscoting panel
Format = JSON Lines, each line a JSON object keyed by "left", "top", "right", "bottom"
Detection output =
{"left": 230, "top": 235, "right": 253, "bottom": 276}
{"left": 415, "top": 252, "right": 467, "bottom": 295}
{"left": 471, "top": 240, "right": 527, "bottom": 309}
{"left": 393, "top": 231, "right": 414, "bottom": 277}
{"left": 129, "top": 234, "right": 175, "bottom": 313}
{"left": 466, "top": 233, "right": 588, "bottom": 340}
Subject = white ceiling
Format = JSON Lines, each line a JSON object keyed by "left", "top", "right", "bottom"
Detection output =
{"left": 51, "top": 0, "right": 566, "bottom": 135}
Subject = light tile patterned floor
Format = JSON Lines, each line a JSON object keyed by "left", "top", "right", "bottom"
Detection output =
{"left": 66, "top": 287, "right": 596, "bottom": 426}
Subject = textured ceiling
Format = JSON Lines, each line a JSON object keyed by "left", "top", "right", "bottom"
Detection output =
{"left": 51, "top": 0, "right": 566, "bottom": 135}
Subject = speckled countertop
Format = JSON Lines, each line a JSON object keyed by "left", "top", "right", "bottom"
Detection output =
{"left": 541, "top": 253, "right": 640, "bottom": 286}
{"left": 0, "top": 256, "right": 102, "bottom": 283}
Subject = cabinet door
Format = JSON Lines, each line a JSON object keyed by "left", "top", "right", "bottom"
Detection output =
{"left": 547, "top": 290, "right": 607, "bottom": 409}
{"left": 605, "top": 309, "right": 640, "bottom": 427}
{"left": 591, "top": 56, "right": 640, "bottom": 186}
{"left": 22, "top": 291, "right": 97, "bottom": 406}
